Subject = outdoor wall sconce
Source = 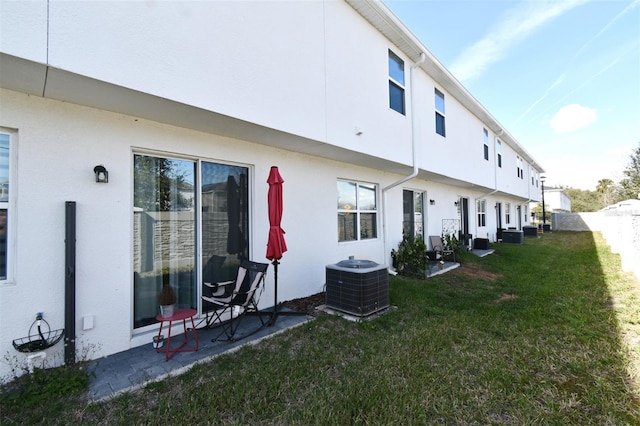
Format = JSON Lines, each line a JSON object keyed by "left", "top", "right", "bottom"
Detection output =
{"left": 429, "top": 199, "right": 435, "bottom": 205}
{"left": 93, "top": 165, "right": 109, "bottom": 183}
{"left": 454, "top": 201, "right": 459, "bottom": 206}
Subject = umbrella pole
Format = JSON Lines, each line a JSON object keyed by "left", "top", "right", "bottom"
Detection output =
{"left": 269, "top": 260, "right": 279, "bottom": 326}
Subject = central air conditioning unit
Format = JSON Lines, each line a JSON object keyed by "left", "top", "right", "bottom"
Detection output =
{"left": 325, "top": 257, "right": 389, "bottom": 317}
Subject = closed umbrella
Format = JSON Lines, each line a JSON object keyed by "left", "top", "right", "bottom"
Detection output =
{"left": 266, "top": 166, "right": 287, "bottom": 324}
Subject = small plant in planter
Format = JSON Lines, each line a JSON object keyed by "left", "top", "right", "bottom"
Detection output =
{"left": 158, "top": 282, "right": 177, "bottom": 318}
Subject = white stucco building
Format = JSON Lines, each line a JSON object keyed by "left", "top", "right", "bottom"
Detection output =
{"left": 0, "top": 0, "right": 543, "bottom": 377}
{"left": 545, "top": 187, "right": 572, "bottom": 213}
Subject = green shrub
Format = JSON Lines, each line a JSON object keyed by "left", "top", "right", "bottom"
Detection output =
{"left": 391, "top": 233, "right": 428, "bottom": 278}
{"left": 443, "top": 232, "right": 462, "bottom": 255}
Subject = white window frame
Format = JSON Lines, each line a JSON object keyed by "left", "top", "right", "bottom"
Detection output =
{"left": 516, "top": 156, "right": 523, "bottom": 179}
{"left": 483, "top": 128, "right": 489, "bottom": 161}
{"left": 496, "top": 139, "right": 502, "bottom": 168}
{"left": 403, "top": 189, "right": 424, "bottom": 239}
{"left": 505, "top": 203, "right": 511, "bottom": 224}
{"left": 0, "top": 128, "right": 16, "bottom": 284}
{"left": 477, "top": 199, "right": 486, "bottom": 227}
{"left": 435, "top": 88, "right": 446, "bottom": 137}
{"left": 337, "top": 180, "right": 378, "bottom": 242}
{"left": 388, "top": 50, "right": 405, "bottom": 115}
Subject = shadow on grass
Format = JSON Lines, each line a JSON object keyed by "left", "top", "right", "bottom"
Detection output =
{"left": 390, "top": 231, "right": 639, "bottom": 422}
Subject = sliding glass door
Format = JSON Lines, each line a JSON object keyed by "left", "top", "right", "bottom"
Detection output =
{"left": 133, "top": 154, "right": 250, "bottom": 329}
{"left": 133, "top": 155, "right": 196, "bottom": 328}
{"left": 200, "top": 162, "right": 249, "bottom": 296}
{"left": 403, "top": 190, "right": 424, "bottom": 239}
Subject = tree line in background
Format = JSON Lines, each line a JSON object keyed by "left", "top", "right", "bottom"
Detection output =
{"left": 537, "top": 143, "right": 640, "bottom": 214}
{"left": 573, "top": 143, "right": 639, "bottom": 212}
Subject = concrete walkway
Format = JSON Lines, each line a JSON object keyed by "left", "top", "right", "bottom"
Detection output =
{"left": 87, "top": 309, "right": 312, "bottom": 402}
{"left": 426, "top": 261, "right": 460, "bottom": 277}
{"left": 470, "top": 248, "right": 495, "bottom": 257}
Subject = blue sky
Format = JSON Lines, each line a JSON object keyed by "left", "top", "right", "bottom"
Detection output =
{"left": 385, "top": 0, "right": 640, "bottom": 191}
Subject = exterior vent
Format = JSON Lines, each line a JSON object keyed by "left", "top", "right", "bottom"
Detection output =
{"left": 325, "top": 257, "right": 389, "bottom": 317}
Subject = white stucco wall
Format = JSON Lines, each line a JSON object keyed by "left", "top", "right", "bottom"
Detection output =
{"left": 0, "top": 0, "right": 48, "bottom": 62}
{"left": 46, "top": 1, "right": 329, "bottom": 143}
{"left": 0, "top": 88, "right": 403, "bottom": 376}
{"left": 0, "top": 0, "right": 543, "bottom": 378}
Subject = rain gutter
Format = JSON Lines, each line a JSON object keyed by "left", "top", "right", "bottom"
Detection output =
{"left": 383, "top": 52, "right": 426, "bottom": 269}
{"left": 382, "top": 52, "right": 426, "bottom": 193}
{"left": 473, "top": 131, "right": 502, "bottom": 239}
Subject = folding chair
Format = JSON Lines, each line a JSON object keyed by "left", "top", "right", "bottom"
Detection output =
{"left": 201, "top": 259, "right": 269, "bottom": 341}
{"left": 429, "top": 235, "right": 456, "bottom": 263}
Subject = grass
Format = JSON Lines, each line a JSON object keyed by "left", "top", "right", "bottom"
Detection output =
{"left": 2, "top": 231, "right": 639, "bottom": 424}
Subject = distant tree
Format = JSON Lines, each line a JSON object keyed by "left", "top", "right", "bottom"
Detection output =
{"left": 134, "top": 156, "right": 192, "bottom": 211}
{"left": 596, "top": 178, "right": 616, "bottom": 207}
{"left": 617, "top": 142, "right": 640, "bottom": 201}
{"left": 565, "top": 188, "right": 601, "bottom": 212}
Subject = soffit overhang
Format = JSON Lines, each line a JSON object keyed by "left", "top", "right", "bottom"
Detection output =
{"left": 0, "top": 52, "right": 410, "bottom": 176}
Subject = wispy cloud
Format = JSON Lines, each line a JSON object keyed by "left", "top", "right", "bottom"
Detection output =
{"left": 515, "top": 0, "right": 639, "bottom": 123}
{"left": 540, "top": 42, "right": 638, "bottom": 116}
{"left": 569, "top": 0, "right": 640, "bottom": 62}
{"left": 513, "top": 73, "right": 566, "bottom": 124}
{"left": 450, "top": 0, "right": 591, "bottom": 83}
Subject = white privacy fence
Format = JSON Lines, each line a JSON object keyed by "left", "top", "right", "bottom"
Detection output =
{"left": 552, "top": 200, "right": 640, "bottom": 282}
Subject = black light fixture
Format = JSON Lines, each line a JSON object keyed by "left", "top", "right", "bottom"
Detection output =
{"left": 429, "top": 199, "right": 435, "bottom": 205}
{"left": 454, "top": 201, "right": 459, "bottom": 206}
{"left": 94, "top": 165, "right": 108, "bottom": 183}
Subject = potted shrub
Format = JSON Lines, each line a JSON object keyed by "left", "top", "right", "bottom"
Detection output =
{"left": 158, "top": 281, "right": 177, "bottom": 318}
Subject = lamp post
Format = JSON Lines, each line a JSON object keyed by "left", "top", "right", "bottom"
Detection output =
{"left": 540, "top": 176, "right": 546, "bottom": 226}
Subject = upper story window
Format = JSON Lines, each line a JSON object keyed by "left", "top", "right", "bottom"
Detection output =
{"left": 477, "top": 199, "right": 486, "bottom": 227}
{"left": 0, "top": 130, "right": 13, "bottom": 282}
{"left": 516, "top": 156, "right": 524, "bottom": 179}
{"left": 435, "top": 88, "right": 446, "bottom": 136}
{"left": 388, "top": 50, "right": 405, "bottom": 115}
{"left": 337, "top": 180, "right": 378, "bottom": 242}
{"left": 497, "top": 140, "right": 502, "bottom": 168}
{"left": 483, "top": 128, "right": 489, "bottom": 160}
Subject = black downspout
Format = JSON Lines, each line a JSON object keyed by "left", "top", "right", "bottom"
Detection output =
{"left": 65, "top": 201, "right": 76, "bottom": 366}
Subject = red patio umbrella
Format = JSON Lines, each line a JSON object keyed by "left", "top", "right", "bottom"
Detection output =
{"left": 266, "top": 166, "right": 287, "bottom": 324}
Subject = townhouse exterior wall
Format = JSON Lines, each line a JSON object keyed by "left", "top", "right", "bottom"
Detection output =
{"left": 0, "top": 0, "right": 544, "bottom": 377}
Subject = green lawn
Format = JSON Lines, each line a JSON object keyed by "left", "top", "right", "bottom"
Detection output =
{"left": 2, "top": 231, "right": 639, "bottom": 424}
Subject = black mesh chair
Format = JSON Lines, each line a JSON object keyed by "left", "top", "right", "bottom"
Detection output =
{"left": 201, "top": 260, "right": 269, "bottom": 341}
